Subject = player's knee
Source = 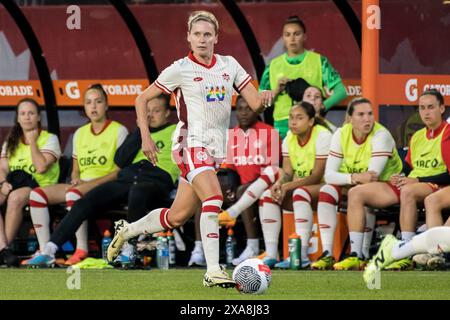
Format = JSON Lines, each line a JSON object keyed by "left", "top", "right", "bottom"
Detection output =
{"left": 7, "top": 191, "right": 27, "bottom": 208}
{"left": 261, "top": 166, "right": 279, "bottom": 185}
{"left": 318, "top": 184, "right": 339, "bottom": 205}
{"left": 399, "top": 185, "right": 415, "bottom": 201}
{"left": 347, "top": 185, "right": 365, "bottom": 202}
{"left": 424, "top": 193, "right": 441, "bottom": 211}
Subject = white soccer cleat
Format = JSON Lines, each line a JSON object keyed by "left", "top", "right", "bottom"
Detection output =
{"left": 107, "top": 220, "right": 129, "bottom": 262}
{"left": 203, "top": 266, "right": 236, "bottom": 289}
{"left": 412, "top": 253, "right": 432, "bottom": 267}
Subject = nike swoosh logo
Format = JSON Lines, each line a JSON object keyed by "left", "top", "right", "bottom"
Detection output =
{"left": 231, "top": 145, "right": 239, "bottom": 149}
{"left": 420, "top": 152, "right": 430, "bottom": 157}
{"left": 18, "top": 158, "right": 25, "bottom": 162}
{"left": 88, "top": 150, "right": 96, "bottom": 154}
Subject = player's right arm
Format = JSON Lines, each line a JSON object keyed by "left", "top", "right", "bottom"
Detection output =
{"left": 135, "top": 84, "right": 165, "bottom": 165}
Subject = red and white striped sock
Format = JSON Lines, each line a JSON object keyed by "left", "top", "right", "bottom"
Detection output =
{"left": 123, "top": 208, "right": 171, "bottom": 239}
{"left": 200, "top": 195, "right": 223, "bottom": 273}
{"left": 317, "top": 184, "right": 340, "bottom": 256}
{"left": 293, "top": 187, "right": 313, "bottom": 261}
{"left": 29, "top": 188, "right": 50, "bottom": 251}
{"left": 259, "top": 190, "right": 281, "bottom": 260}
{"left": 65, "top": 188, "right": 88, "bottom": 252}
{"left": 227, "top": 166, "right": 279, "bottom": 218}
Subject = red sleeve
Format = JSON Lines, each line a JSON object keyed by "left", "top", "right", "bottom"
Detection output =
{"left": 405, "top": 142, "right": 412, "bottom": 169}
{"left": 441, "top": 126, "right": 450, "bottom": 169}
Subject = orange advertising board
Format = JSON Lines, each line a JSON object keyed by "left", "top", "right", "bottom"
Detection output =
{"left": 1, "top": 76, "right": 448, "bottom": 107}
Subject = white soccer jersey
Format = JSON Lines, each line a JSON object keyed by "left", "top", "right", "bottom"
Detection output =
{"left": 154, "top": 52, "right": 252, "bottom": 158}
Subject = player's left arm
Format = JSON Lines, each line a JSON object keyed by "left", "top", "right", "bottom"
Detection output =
{"left": 321, "top": 56, "right": 347, "bottom": 111}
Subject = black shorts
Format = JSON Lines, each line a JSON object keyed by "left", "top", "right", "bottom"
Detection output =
{"left": 6, "top": 170, "right": 39, "bottom": 190}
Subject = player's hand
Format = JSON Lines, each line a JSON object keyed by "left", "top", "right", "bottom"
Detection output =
{"left": 23, "top": 129, "right": 39, "bottom": 144}
{"left": 276, "top": 77, "right": 290, "bottom": 95}
{"left": 396, "top": 176, "right": 419, "bottom": 189}
{"left": 259, "top": 90, "right": 274, "bottom": 109}
{"left": 270, "top": 182, "right": 282, "bottom": 203}
{"left": 389, "top": 174, "right": 401, "bottom": 187}
{"left": 353, "top": 171, "right": 378, "bottom": 184}
{"left": 142, "top": 136, "right": 159, "bottom": 166}
{"left": 0, "top": 182, "right": 12, "bottom": 197}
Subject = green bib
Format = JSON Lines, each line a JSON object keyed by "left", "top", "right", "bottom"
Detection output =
{"left": 133, "top": 124, "right": 180, "bottom": 183}
{"left": 409, "top": 125, "right": 447, "bottom": 178}
{"left": 286, "top": 125, "right": 329, "bottom": 178}
{"left": 269, "top": 51, "right": 323, "bottom": 121}
{"left": 8, "top": 130, "right": 60, "bottom": 187}
{"left": 339, "top": 122, "right": 402, "bottom": 181}
{"left": 75, "top": 121, "right": 122, "bottom": 181}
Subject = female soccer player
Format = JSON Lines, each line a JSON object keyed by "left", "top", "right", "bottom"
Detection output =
{"left": 312, "top": 97, "right": 403, "bottom": 270}
{"left": 0, "top": 98, "right": 61, "bottom": 267}
{"left": 25, "top": 84, "right": 128, "bottom": 265}
{"left": 345, "top": 90, "right": 450, "bottom": 270}
{"left": 107, "top": 11, "right": 273, "bottom": 288}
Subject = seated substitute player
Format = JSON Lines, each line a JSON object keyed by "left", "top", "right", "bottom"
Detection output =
{"left": 342, "top": 89, "right": 450, "bottom": 271}
{"left": 23, "top": 95, "right": 178, "bottom": 267}
{"left": 311, "top": 97, "right": 403, "bottom": 270}
{"left": 190, "top": 95, "right": 280, "bottom": 267}
{"left": 0, "top": 98, "right": 61, "bottom": 267}
{"left": 268, "top": 101, "right": 332, "bottom": 268}
{"left": 26, "top": 84, "right": 128, "bottom": 265}
{"left": 106, "top": 11, "right": 274, "bottom": 288}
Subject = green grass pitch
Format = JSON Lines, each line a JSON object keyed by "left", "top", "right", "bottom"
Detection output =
{"left": 1, "top": 269, "right": 449, "bottom": 300}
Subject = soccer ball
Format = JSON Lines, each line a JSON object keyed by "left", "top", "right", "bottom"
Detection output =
{"left": 232, "top": 258, "right": 272, "bottom": 294}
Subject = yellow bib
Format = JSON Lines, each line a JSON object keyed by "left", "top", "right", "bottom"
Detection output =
{"left": 8, "top": 130, "right": 60, "bottom": 187}
{"left": 339, "top": 122, "right": 402, "bottom": 181}
{"left": 269, "top": 51, "right": 323, "bottom": 121}
{"left": 286, "top": 125, "right": 329, "bottom": 178}
{"left": 409, "top": 125, "right": 447, "bottom": 178}
{"left": 75, "top": 121, "right": 122, "bottom": 180}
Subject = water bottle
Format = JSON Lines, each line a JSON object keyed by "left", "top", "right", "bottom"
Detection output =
{"left": 166, "top": 230, "right": 176, "bottom": 267}
{"left": 157, "top": 232, "right": 169, "bottom": 270}
{"left": 288, "top": 233, "right": 301, "bottom": 270}
{"left": 101, "top": 230, "right": 112, "bottom": 261}
{"left": 225, "top": 228, "right": 236, "bottom": 267}
{"left": 27, "top": 228, "right": 38, "bottom": 253}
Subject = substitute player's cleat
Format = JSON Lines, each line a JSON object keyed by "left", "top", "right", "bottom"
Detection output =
{"left": 107, "top": 220, "right": 129, "bottom": 262}
{"left": 21, "top": 250, "right": 40, "bottom": 266}
{"left": 274, "top": 258, "right": 290, "bottom": 269}
{"left": 218, "top": 210, "right": 236, "bottom": 228}
{"left": 232, "top": 246, "right": 259, "bottom": 266}
{"left": 262, "top": 257, "right": 278, "bottom": 268}
{"left": 64, "top": 248, "right": 88, "bottom": 266}
{"left": 203, "top": 266, "right": 236, "bottom": 288}
{"left": 22, "top": 253, "right": 55, "bottom": 268}
{"left": 384, "top": 258, "right": 413, "bottom": 270}
{"left": 363, "top": 234, "right": 398, "bottom": 284}
{"left": 333, "top": 253, "right": 364, "bottom": 271}
{"left": 257, "top": 251, "right": 267, "bottom": 260}
{"left": 311, "top": 251, "right": 335, "bottom": 270}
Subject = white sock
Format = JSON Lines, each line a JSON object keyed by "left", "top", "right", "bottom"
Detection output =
{"left": 259, "top": 190, "right": 281, "bottom": 259}
{"left": 349, "top": 232, "right": 364, "bottom": 258}
{"left": 200, "top": 195, "right": 223, "bottom": 273}
{"left": 292, "top": 187, "right": 313, "bottom": 261}
{"left": 194, "top": 240, "right": 203, "bottom": 250}
{"left": 401, "top": 231, "right": 415, "bottom": 242}
{"left": 66, "top": 188, "right": 88, "bottom": 252}
{"left": 29, "top": 188, "right": 51, "bottom": 251}
{"left": 317, "top": 185, "right": 340, "bottom": 256}
{"left": 123, "top": 208, "right": 171, "bottom": 239}
{"left": 247, "top": 238, "right": 259, "bottom": 252}
{"left": 362, "top": 208, "right": 376, "bottom": 259}
{"left": 228, "top": 166, "right": 278, "bottom": 218}
{"left": 43, "top": 241, "right": 58, "bottom": 257}
{"left": 394, "top": 226, "right": 450, "bottom": 258}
